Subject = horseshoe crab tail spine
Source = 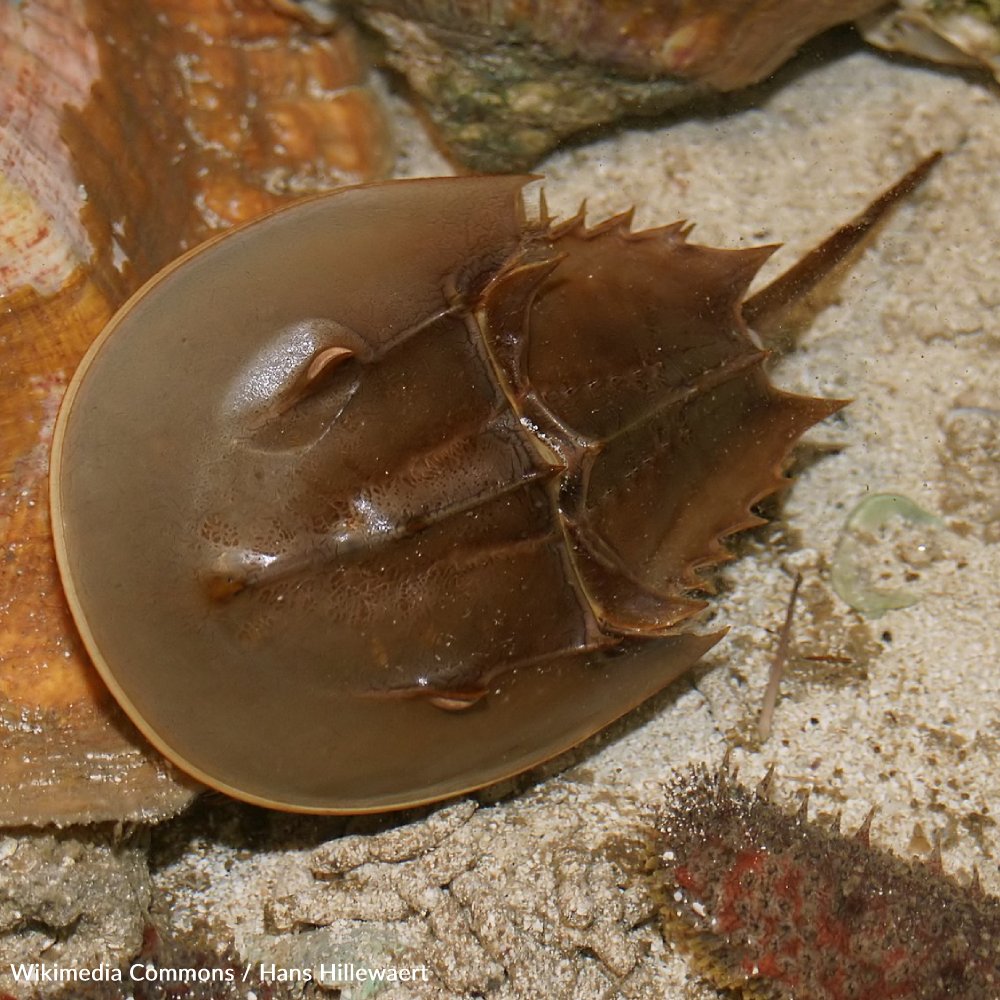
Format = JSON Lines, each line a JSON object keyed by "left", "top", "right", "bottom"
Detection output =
{"left": 743, "top": 149, "right": 943, "bottom": 330}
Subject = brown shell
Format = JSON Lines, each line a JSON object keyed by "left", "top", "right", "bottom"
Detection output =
{"left": 342, "top": 0, "right": 888, "bottom": 169}
{"left": 0, "top": 0, "right": 390, "bottom": 825}
{"left": 50, "top": 175, "right": 841, "bottom": 813}
{"left": 352, "top": 0, "right": 887, "bottom": 89}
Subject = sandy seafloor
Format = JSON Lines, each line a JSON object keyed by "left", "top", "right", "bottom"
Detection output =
{"left": 7, "top": 28, "right": 1000, "bottom": 1000}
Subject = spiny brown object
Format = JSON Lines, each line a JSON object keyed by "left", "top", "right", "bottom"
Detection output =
{"left": 652, "top": 763, "right": 1000, "bottom": 1000}
{"left": 0, "top": 0, "right": 390, "bottom": 826}
{"left": 50, "top": 157, "right": 937, "bottom": 814}
{"left": 337, "top": 0, "right": 888, "bottom": 169}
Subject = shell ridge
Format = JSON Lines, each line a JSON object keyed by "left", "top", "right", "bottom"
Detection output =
{"left": 210, "top": 405, "right": 563, "bottom": 597}
{"left": 575, "top": 347, "right": 770, "bottom": 458}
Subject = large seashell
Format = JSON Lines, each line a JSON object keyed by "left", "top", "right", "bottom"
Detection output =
{"left": 0, "top": 0, "right": 391, "bottom": 826}
{"left": 322, "top": 0, "right": 889, "bottom": 169}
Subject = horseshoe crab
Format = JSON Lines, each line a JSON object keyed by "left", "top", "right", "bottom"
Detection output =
{"left": 49, "top": 158, "right": 938, "bottom": 813}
